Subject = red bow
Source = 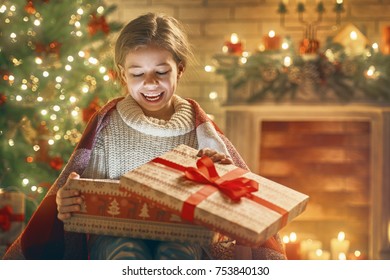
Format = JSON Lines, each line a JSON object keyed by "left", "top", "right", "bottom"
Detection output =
{"left": 184, "top": 156, "right": 258, "bottom": 202}
{"left": 0, "top": 205, "right": 13, "bottom": 231}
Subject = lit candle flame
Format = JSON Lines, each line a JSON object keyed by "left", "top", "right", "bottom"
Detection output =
{"left": 268, "top": 30, "right": 276, "bottom": 38}
{"left": 230, "top": 33, "right": 239, "bottom": 44}
{"left": 337, "top": 231, "right": 345, "bottom": 241}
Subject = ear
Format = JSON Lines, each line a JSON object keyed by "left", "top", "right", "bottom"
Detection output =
{"left": 177, "top": 62, "right": 185, "bottom": 79}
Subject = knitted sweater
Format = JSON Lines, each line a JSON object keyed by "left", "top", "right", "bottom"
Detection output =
{"left": 82, "top": 95, "right": 198, "bottom": 179}
{"left": 2, "top": 96, "right": 287, "bottom": 260}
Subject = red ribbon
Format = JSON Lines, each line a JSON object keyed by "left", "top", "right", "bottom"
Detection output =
{"left": 0, "top": 205, "right": 24, "bottom": 232}
{"left": 151, "top": 156, "right": 288, "bottom": 226}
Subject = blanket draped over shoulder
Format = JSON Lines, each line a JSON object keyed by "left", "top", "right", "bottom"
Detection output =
{"left": 3, "top": 97, "right": 287, "bottom": 260}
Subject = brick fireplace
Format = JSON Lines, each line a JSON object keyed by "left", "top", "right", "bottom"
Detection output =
{"left": 224, "top": 104, "right": 390, "bottom": 260}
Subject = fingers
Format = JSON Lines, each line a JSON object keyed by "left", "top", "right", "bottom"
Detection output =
{"left": 56, "top": 172, "right": 82, "bottom": 221}
{"left": 197, "top": 148, "right": 233, "bottom": 165}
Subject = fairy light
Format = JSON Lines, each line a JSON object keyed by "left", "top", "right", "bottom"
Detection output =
{"left": 59, "top": 94, "right": 65, "bottom": 100}
{"left": 50, "top": 114, "right": 57, "bottom": 120}
{"left": 31, "top": 186, "right": 38, "bottom": 192}
{"left": 65, "top": 64, "right": 72, "bottom": 71}
{"left": 43, "top": 71, "right": 49, "bottom": 77}
{"left": 37, "top": 96, "right": 43, "bottom": 102}
{"left": 23, "top": 16, "right": 29, "bottom": 22}
{"left": 78, "top": 51, "right": 85, "bottom": 57}
{"left": 76, "top": 31, "right": 83, "bottom": 37}
{"left": 41, "top": 109, "right": 48, "bottom": 116}
{"left": 209, "top": 91, "right": 218, "bottom": 100}
{"left": 53, "top": 105, "right": 60, "bottom": 112}
{"left": 88, "top": 57, "right": 98, "bottom": 64}
{"left": 0, "top": 5, "right": 6, "bottom": 13}
{"left": 99, "top": 66, "right": 106, "bottom": 73}
{"left": 22, "top": 178, "right": 29, "bottom": 186}
{"left": 283, "top": 56, "right": 292, "bottom": 67}
{"left": 69, "top": 96, "right": 77, "bottom": 103}
{"left": 77, "top": 8, "right": 84, "bottom": 15}
{"left": 97, "top": 6, "right": 105, "bottom": 14}
{"left": 48, "top": 139, "right": 55, "bottom": 145}
{"left": 103, "top": 75, "right": 110, "bottom": 81}
{"left": 16, "top": 95, "right": 22, "bottom": 101}
{"left": 55, "top": 76, "right": 63, "bottom": 83}
{"left": 67, "top": 56, "right": 74, "bottom": 62}
{"left": 82, "top": 85, "right": 89, "bottom": 93}
{"left": 71, "top": 110, "right": 79, "bottom": 117}
{"left": 240, "top": 57, "right": 247, "bottom": 64}
{"left": 53, "top": 125, "right": 59, "bottom": 132}
{"left": 204, "top": 65, "right": 215, "bottom": 72}
{"left": 34, "top": 19, "right": 41, "bottom": 26}
{"left": 8, "top": 139, "right": 15, "bottom": 146}
{"left": 8, "top": 75, "right": 15, "bottom": 81}
{"left": 35, "top": 57, "right": 42, "bottom": 64}
{"left": 282, "top": 42, "right": 289, "bottom": 50}
{"left": 74, "top": 21, "right": 81, "bottom": 28}
{"left": 10, "top": 32, "right": 16, "bottom": 39}
{"left": 366, "top": 65, "right": 376, "bottom": 77}
{"left": 33, "top": 145, "right": 40, "bottom": 151}
{"left": 10, "top": 5, "right": 16, "bottom": 11}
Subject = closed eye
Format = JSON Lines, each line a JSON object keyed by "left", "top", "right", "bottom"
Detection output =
{"left": 156, "top": 70, "right": 169, "bottom": 75}
{"left": 132, "top": 73, "right": 143, "bottom": 77}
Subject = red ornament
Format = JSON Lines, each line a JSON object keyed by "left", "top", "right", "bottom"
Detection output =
{"left": 24, "top": 1, "right": 36, "bottom": 14}
{"left": 82, "top": 97, "right": 101, "bottom": 123}
{"left": 87, "top": 14, "right": 110, "bottom": 36}
{"left": 0, "top": 93, "right": 6, "bottom": 106}
{"left": 34, "top": 41, "right": 62, "bottom": 57}
{"left": 50, "top": 156, "right": 64, "bottom": 171}
{"left": 299, "top": 38, "right": 320, "bottom": 55}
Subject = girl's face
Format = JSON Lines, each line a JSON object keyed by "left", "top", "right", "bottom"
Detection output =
{"left": 120, "top": 45, "right": 184, "bottom": 120}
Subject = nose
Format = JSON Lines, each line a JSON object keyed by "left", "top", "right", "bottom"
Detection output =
{"left": 143, "top": 72, "right": 158, "bottom": 88}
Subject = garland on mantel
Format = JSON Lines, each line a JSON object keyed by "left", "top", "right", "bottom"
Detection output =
{"left": 212, "top": 42, "right": 390, "bottom": 104}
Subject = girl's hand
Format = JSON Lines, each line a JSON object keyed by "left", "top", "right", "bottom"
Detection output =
{"left": 56, "top": 172, "right": 83, "bottom": 221}
{"left": 197, "top": 148, "right": 233, "bottom": 164}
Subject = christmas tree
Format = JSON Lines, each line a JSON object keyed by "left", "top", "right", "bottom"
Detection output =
{"left": 0, "top": 0, "right": 122, "bottom": 221}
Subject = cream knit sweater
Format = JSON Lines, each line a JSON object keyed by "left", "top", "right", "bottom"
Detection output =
{"left": 82, "top": 94, "right": 198, "bottom": 179}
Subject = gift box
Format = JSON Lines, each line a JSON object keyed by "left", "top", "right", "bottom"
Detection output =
{"left": 64, "top": 178, "right": 223, "bottom": 245}
{"left": 0, "top": 191, "right": 25, "bottom": 248}
{"left": 120, "top": 144, "right": 309, "bottom": 247}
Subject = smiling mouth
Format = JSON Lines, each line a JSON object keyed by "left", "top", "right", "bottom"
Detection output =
{"left": 141, "top": 92, "right": 164, "bottom": 102}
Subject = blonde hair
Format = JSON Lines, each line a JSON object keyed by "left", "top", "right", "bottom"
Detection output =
{"left": 115, "top": 13, "right": 193, "bottom": 75}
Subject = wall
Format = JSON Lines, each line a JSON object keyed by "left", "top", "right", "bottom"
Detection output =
{"left": 106, "top": 0, "right": 390, "bottom": 131}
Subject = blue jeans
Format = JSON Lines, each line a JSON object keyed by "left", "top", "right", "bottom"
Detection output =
{"left": 89, "top": 235, "right": 202, "bottom": 260}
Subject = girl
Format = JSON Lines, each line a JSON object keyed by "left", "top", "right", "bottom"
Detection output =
{"left": 3, "top": 13, "right": 286, "bottom": 260}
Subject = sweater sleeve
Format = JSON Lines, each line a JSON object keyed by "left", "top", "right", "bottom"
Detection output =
{"left": 81, "top": 132, "right": 107, "bottom": 179}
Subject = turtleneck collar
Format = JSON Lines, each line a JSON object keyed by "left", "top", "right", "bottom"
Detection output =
{"left": 116, "top": 94, "right": 195, "bottom": 137}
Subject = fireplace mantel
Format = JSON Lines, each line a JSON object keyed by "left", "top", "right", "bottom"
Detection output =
{"left": 224, "top": 103, "right": 390, "bottom": 259}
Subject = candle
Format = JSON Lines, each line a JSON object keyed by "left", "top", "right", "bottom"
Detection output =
{"left": 330, "top": 231, "right": 350, "bottom": 260}
{"left": 308, "top": 249, "right": 331, "bottom": 260}
{"left": 334, "top": 0, "right": 344, "bottom": 12}
{"left": 222, "top": 33, "right": 243, "bottom": 55}
{"left": 263, "top": 30, "right": 281, "bottom": 51}
{"left": 381, "top": 26, "right": 390, "bottom": 55}
{"left": 283, "top": 232, "right": 301, "bottom": 260}
{"left": 300, "top": 239, "right": 322, "bottom": 259}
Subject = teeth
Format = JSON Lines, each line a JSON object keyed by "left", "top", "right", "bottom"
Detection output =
{"left": 142, "top": 92, "right": 162, "bottom": 101}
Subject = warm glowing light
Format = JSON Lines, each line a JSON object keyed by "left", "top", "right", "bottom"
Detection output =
{"left": 230, "top": 33, "right": 239, "bottom": 44}
{"left": 350, "top": 31, "right": 358, "bottom": 40}
{"left": 34, "top": 19, "right": 41, "bottom": 26}
{"left": 22, "top": 178, "right": 29, "bottom": 186}
{"left": 97, "top": 6, "right": 105, "bottom": 14}
{"left": 65, "top": 65, "right": 72, "bottom": 71}
{"left": 21, "top": 84, "right": 27, "bottom": 90}
{"left": 204, "top": 65, "right": 215, "bottom": 72}
{"left": 10, "top": 32, "right": 16, "bottom": 39}
{"left": 71, "top": 110, "right": 78, "bottom": 117}
{"left": 74, "top": 21, "right": 81, "bottom": 28}
{"left": 41, "top": 109, "right": 48, "bottom": 116}
{"left": 0, "top": 5, "right": 6, "bottom": 13}
{"left": 53, "top": 105, "right": 60, "bottom": 112}
{"left": 268, "top": 30, "right": 276, "bottom": 38}
{"left": 282, "top": 235, "right": 290, "bottom": 243}
{"left": 209, "top": 91, "right": 218, "bottom": 100}
{"left": 337, "top": 231, "right": 345, "bottom": 241}
{"left": 8, "top": 139, "right": 14, "bottom": 146}
{"left": 88, "top": 57, "right": 98, "bottom": 64}
{"left": 338, "top": 252, "right": 346, "bottom": 260}
{"left": 48, "top": 139, "right": 55, "bottom": 145}
{"left": 77, "top": 8, "right": 84, "bottom": 15}
{"left": 372, "top": 43, "right": 379, "bottom": 51}
{"left": 103, "top": 75, "right": 110, "bottom": 81}
{"left": 337, "top": 0, "right": 343, "bottom": 4}
{"left": 82, "top": 86, "right": 89, "bottom": 93}
{"left": 67, "top": 56, "right": 74, "bottom": 62}
{"left": 55, "top": 76, "right": 63, "bottom": 83}
{"left": 31, "top": 186, "right": 38, "bottom": 192}
{"left": 43, "top": 71, "right": 49, "bottom": 77}
{"left": 99, "top": 66, "right": 106, "bottom": 73}
{"left": 282, "top": 42, "right": 289, "bottom": 50}
{"left": 76, "top": 31, "right": 83, "bottom": 37}
{"left": 69, "top": 96, "right": 77, "bottom": 103}
{"left": 289, "top": 232, "right": 297, "bottom": 242}
{"left": 37, "top": 97, "right": 43, "bottom": 102}
{"left": 33, "top": 145, "right": 40, "bottom": 151}
{"left": 283, "top": 56, "right": 292, "bottom": 67}
{"left": 78, "top": 51, "right": 85, "bottom": 57}
{"left": 315, "top": 249, "right": 323, "bottom": 257}
{"left": 240, "top": 57, "right": 247, "bottom": 64}
{"left": 35, "top": 57, "right": 42, "bottom": 64}
{"left": 16, "top": 95, "right": 22, "bottom": 101}
{"left": 354, "top": 250, "right": 361, "bottom": 258}
{"left": 366, "top": 65, "right": 376, "bottom": 77}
